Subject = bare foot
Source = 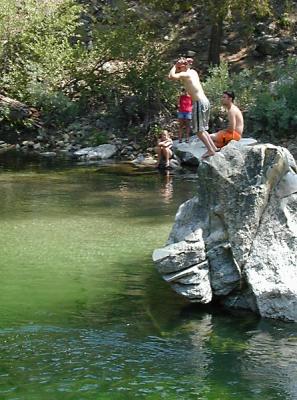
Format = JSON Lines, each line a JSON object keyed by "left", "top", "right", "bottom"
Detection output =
{"left": 201, "top": 151, "right": 215, "bottom": 159}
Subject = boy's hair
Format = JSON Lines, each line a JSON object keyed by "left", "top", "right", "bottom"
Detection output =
{"left": 176, "top": 57, "right": 193, "bottom": 66}
{"left": 162, "top": 130, "right": 170, "bottom": 137}
{"left": 223, "top": 90, "right": 235, "bottom": 101}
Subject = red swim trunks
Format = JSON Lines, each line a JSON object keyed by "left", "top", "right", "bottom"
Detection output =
{"left": 215, "top": 130, "right": 241, "bottom": 148}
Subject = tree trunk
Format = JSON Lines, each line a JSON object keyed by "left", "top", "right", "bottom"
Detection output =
{"left": 208, "top": 17, "right": 224, "bottom": 66}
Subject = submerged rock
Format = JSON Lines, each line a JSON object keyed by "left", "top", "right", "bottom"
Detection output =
{"left": 153, "top": 142, "right": 297, "bottom": 322}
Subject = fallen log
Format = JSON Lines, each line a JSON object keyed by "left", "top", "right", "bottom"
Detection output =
{"left": 0, "top": 94, "right": 42, "bottom": 128}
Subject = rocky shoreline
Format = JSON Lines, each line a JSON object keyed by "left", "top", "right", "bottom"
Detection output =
{"left": 1, "top": 129, "right": 296, "bottom": 168}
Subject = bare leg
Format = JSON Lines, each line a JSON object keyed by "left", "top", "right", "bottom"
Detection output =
{"left": 185, "top": 121, "right": 190, "bottom": 142}
{"left": 197, "top": 131, "right": 218, "bottom": 158}
{"left": 178, "top": 120, "right": 183, "bottom": 143}
{"left": 210, "top": 133, "right": 219, "bottom": 149}
{"left": 155, "top": 146, "right": 162, "bottom": 167}
{"left": 162, "top": 148, "right": 172, "bottom": 167}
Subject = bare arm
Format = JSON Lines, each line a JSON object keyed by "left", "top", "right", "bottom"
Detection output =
{"left": 158, "top": 139, "right": 172, "bottom": 147}
{"left": 168, "top": 65, "right": 189, "bottom": 81}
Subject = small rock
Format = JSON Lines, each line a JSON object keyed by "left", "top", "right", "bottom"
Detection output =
{"left": 40, "top": 152, "right": 57, "bottom": 157}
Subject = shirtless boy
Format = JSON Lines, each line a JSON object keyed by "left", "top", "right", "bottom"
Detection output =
{"left": 210, "top": 91, "right": 244, "bottom": 148}
{"left": 168, "top": 57, "right": 218, "bottom": 158}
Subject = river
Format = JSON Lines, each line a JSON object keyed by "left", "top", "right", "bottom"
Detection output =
{"left": 0, "top": 156, "right": 296, "bottom": 400}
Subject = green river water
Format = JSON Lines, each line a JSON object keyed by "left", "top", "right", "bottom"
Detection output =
{"left": 0, "top": 156, "right": 296, "bottom": 400}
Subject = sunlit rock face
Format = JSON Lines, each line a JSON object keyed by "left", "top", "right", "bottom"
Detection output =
{"left": 153, "top": 142, "right": 297, "bottom": 322}
{"left": 173, "top": 136, "right": 257, "bottom": 166}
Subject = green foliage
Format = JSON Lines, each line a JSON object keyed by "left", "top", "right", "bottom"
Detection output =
{"left": 201, "top": 0, "right": 271, "bottom": 22}
{"left": 141, "top": 0, "right": 193, "bottom": 12}
{"left": 150, "top": 123, "right": 163, "bottom": 138}
{"left": 250, "top": 79, "right": 297, "bottom": 137}
{"left": 89, "top": 131, "right": 109, "bottom": 146}
{"left": 28, "top": 83, "right": 80, "bottom": 126}
{"left": 0, "top": 0, "right": 88, "bottom": 132}
{"left": 0, "top": 0, "right": 178, "bottom": 132}
{"left": 277, "top": 0, "right": 295, "bottom": 30}
{"left": 0, "top": 103, "right": 36, "bottom": 130}
{"left": 0, "top": 0, "right": 295, "bottom": 142}
{"left": 250, "top": 57, "right": 297, "bottom": 137}
{"left": 0, "top": 0, "right": 84, "bottom": 97}
{"left": 204, "top": 62, "right": 260, "bottom": 116}
{"left": 0, "top": 104, "right": 11, "bottom": 122}
{"left": 278, "top": 12, "right": 291, "bottom": 29}
{"left": 143, "top": 0, "right": 271, "bottom": 18}
{"left": 204, "top": 62, "right": 230, "bottom": 115}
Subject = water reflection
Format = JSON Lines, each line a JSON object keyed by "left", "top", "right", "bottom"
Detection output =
{"left": 243, "top": 321, "right": 297, "bottom": 399}
{"left": 166, "top": 309, "right": 297, "bottom": 400}
{"left": 159, "top": 170, "right": 173, "bottom": 204}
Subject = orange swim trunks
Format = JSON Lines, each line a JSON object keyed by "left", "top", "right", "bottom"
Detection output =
{"left": 215, "top": 130, "right": 241, "bottom": 148}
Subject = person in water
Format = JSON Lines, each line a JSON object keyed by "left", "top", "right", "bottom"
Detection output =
{"left": 177, "top": 89, "right": 192, "bottom": 143}
{"left": 168, "top": 57, "right": 218, "bottom": 159}
{"left": 155, "top": 130, "right": 173, "bottom": 168}
{"left": 210, "top": 91, "right": 244, "bottom": 148}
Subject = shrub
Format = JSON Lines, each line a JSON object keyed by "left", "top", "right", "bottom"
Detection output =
{"left": 249, "top": 79, "right": 297, "bottom": 137}
{"left": 204, "top": 62, "right": 230, "bottom": 115}
{"left": 89, "top": 131, "right": 109, "bottom": 146}
{"left": 28, "top": 83, "right": 80, "bottom": 126}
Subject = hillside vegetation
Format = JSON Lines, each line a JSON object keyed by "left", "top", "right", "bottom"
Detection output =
{"left": 0, "top": 0, "right": 296, "bottom": 150}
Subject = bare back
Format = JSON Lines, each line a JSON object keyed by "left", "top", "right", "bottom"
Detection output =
{"left": 228, "top": 104, "right": 244, "bottom": 135}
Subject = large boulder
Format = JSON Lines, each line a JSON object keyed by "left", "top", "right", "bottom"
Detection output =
{"left": 153, "top": 142, "right": 297, "bottom": 322}
{"left": 173, "top": 136, "right": 257, "bottom": 165}
{"left": 74, "top": 144, "right": 117, "bottom": 160}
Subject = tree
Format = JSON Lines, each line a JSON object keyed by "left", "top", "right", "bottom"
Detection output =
{"left": 204, "top": 0, "right": 271, "bottom": 65}
{"left": 141, "top": 0, "right": 271, "bottom": 65}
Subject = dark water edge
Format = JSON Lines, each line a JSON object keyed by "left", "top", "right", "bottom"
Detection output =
{"left": 0, "top": 150, "right": 93, "bottom": 172}
{"left": 0, "top": 153, "right": 296, "bottom": 400}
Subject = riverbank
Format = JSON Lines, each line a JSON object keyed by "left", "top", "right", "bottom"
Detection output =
{"left": 1, "top": 130, "right": 296, "bottom": 169}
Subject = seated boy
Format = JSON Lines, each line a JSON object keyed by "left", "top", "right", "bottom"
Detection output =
{"left": 210, "top": 91, "right": 244, "bottom": 148}
{"left": 155, "top": 130, "right": 173, "bottom": 168}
